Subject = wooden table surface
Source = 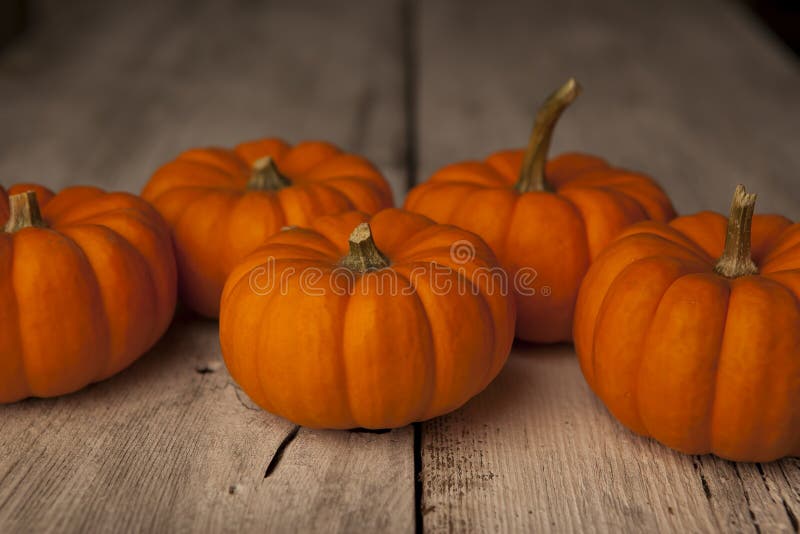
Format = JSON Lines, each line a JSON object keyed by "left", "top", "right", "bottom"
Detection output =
{"left": 1, "top": 0, "right": 799, "bottom": 532}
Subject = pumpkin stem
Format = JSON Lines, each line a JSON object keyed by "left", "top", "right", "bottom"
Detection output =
{"left": 515, "top": 78, "right": 581, "bottom": 193}
{"left": 247, "top": 156, "right": 291, "bottom": 191}
{"left": 3, "top": 191, "right": 46, "bottom": 233}
{"left": 340, "top": 223, "right": 390, "bottom": 272}
{"left": 714, "top": 185, "right": 758, "bottom": 278}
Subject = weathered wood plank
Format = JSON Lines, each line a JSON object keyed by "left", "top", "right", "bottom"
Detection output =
{"left": 422, "top": 347, "right": 800, "bottom": 533}
{"left": 0, "top": 0, "right": 414, "bottom": 532}
{"left": 0, "top": 0, "right": 408, "bottom": 201}
{"left": 417, "top": 0, "right": 800, "bottom": 216}
{"left": 0, "top": 316, "right": 287, "bottom": 533}
{"left": 4, "top": 0, "right": 800, "bottom": 531}
{"left": 0, "top": 314, "right": 415, "bottom": 533}
{"left": 418, "top": 0, "right": 800, "bottom": 531}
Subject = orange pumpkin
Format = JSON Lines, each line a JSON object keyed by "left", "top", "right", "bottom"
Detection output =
{"left": 142, "top": 139, "right": 394, "bottom": 318}
{"left": 1, "top": 185, "right": 177, "bottom": 403}
{"left": 404, "top": 79, "right": 676, "bottom": 342}
{"left": 574, "top": 185, "right": 800, "bottom": 461}
{"left": 219, "top": 209, "right": 515, "bottom": 429}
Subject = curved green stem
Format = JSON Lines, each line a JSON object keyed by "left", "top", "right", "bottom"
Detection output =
{"left": 515, "top": 78, "right": 581, "bottom": 193}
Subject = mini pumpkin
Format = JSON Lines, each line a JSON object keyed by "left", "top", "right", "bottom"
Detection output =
{"left": 142, "top": 139, "right": 394, "bottom": 318}
{"left": 219, "top": 209, "right": 515, "bottom": 429}
{"left": 1, "top": 185, "right": 177, "bottom": 403}
{"left": 574, "top": 185, "right": 800, "bottom": 461}
{"left": 404, "top": 79, "right": 676, "bottom": 342}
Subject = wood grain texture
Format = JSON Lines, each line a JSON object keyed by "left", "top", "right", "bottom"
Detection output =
{"left": 2, "top": 0, "right": 800, "bottom": 532}
{"left": 0, "top": 0, "right": 408, "bottom": 201}
{"left": 422, "top": 347, "right": 800, "bottom": 533}
{"left": 0, "top": 0, "right": 414, "bottom": 532}
{"left": 417, "top": 0, "right": 800, "bottom": 532}
{"left": 0, "top": 315, "right": 414, "bottom": 533}
{"left": 417, "top": 0, "right": 800, "bottom": 216}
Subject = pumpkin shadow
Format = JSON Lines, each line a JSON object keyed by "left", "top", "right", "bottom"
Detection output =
{"left": 511, "top": 339, "right": 574, "bottom": 356}
{"left": 453, "top": 340, "right": 578, "bottom": 420}
{"left": 115, "top": 307, "right": 223, "bottom": 385}
{"left": 2, "top": 308, "right": 222, "bottom": 410}
{"left": 348, "top": 428, "right": 392, "bottom": 434}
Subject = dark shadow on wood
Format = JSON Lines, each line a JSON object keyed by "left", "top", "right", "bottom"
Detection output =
{"left": 348, "top": 428, "right": 392, "bottom": 434}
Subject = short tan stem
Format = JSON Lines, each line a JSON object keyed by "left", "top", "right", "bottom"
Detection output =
{"left": 3, "top": 191, "right": 46, "bottom": 233}
{"left": 515, "top": 78, "right": 581, "bottom": 193}
{"left": 340, "top": 223, "right": 390, "bottom": 272}
{"left": 714, "top": 185, "right": 758, "bottom": 278}
{"left": 247, "top": 156, "right": 291, "bottom": 191}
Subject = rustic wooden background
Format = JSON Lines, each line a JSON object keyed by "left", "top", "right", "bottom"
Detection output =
{"left": 1, "top": 0, "right": 799, "bottom": 532}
